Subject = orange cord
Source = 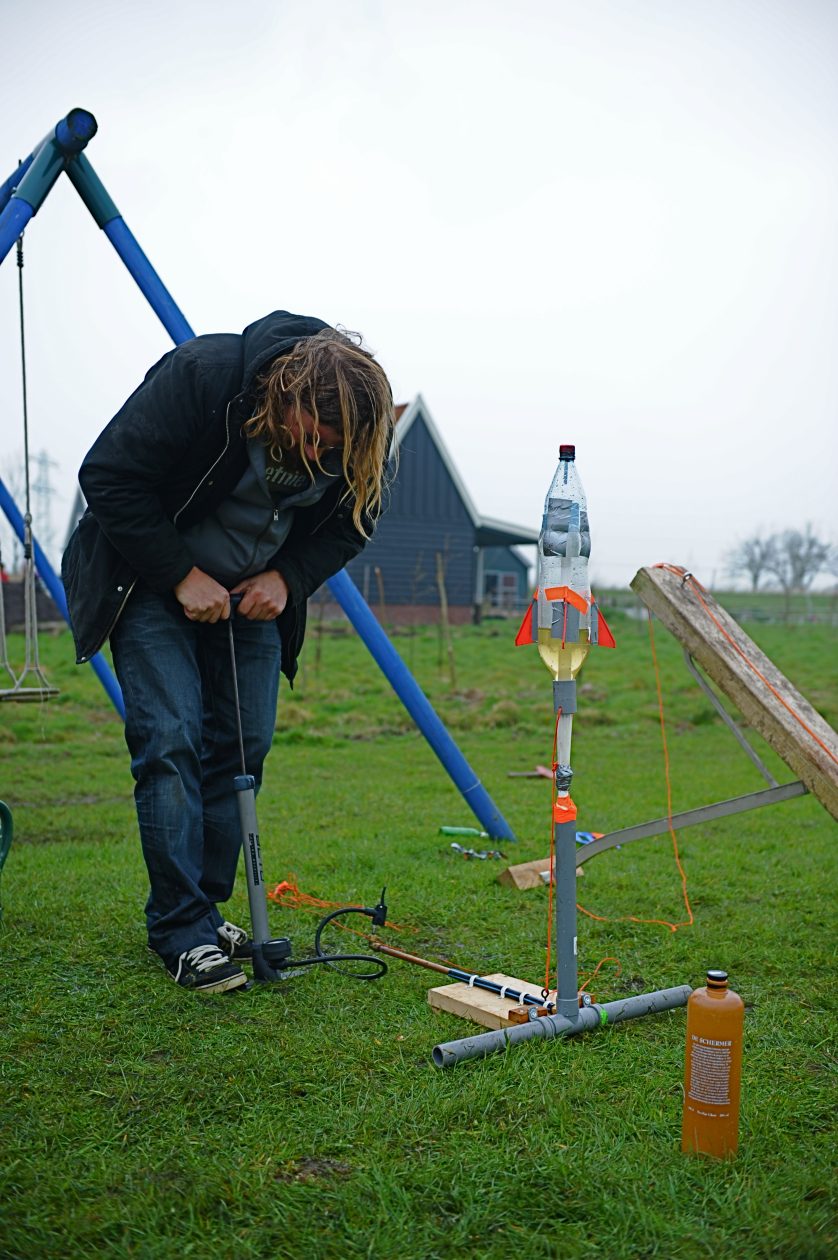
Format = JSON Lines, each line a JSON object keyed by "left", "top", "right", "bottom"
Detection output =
{"left": 578, "top": 956, "right": 622, "bottom": 995}
{"left": 653, "top": 563, "right": 837, "bottom": 766}
{"left": 267, "top": 878, "right": 415, "bottom": 936}
{"left": 574, "top": 610, "right": 694, "bottom": 934}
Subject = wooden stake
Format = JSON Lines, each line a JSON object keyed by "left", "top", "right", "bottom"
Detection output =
{"left": 435, "top": 550, "right": 457, "bottom": 689}
{"left": 498, "top": 856, "right": 583, "bottom": 890}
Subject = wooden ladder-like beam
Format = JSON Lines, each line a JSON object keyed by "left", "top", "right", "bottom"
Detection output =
{"left": 631, "top": 565, "right": 838, "bottom": 821}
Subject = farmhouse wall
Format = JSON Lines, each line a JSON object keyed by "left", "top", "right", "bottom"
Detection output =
{"left": 345, "top": 413, "right": 476, "bottom": 608}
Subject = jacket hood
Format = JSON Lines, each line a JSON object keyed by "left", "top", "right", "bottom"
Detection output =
{"left": 240, "top": 310, "right": 332, "bottom": 390}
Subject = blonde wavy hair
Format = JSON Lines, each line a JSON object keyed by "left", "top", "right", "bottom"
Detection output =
{"left": 245, "top": 328, "right": 394, "bottom": 537}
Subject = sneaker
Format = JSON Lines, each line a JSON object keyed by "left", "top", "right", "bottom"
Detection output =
{"left": 217, "top": 920, "right": 254, "bottom": 962}
{"left": 166, "top": 944, "right": 247, "bottom": 993}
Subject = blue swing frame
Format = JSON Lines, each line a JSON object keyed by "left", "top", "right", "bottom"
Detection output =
{"left": 0, "top": 110, "right": 515, "bottom": 841}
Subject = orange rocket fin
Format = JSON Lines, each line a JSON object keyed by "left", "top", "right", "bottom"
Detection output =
{"left": 592, "top": 597, "right": 616, "bottom": 648}
{"left": 514, "top": 599, "right": 535, "bottom": 646}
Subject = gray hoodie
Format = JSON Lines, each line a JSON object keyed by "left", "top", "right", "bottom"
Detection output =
{"left": 180, "top": 437, "right": 339, "bottom": 587}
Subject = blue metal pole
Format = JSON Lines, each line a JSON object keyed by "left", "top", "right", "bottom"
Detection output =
{"left": 1, "top": 107, "right": 96, "bottom": 214}
{"left": 325, "top": 568, "right": 516, "bottom": 841}
{"left": 103, "top": 219, "right": 195, "bottom": 344}
{"left": 0, "top": 200, "right": 35, "bottom": 264}
{"left": 65, "top": 154, "right": 195, "bottom": 345}
{"left": 0, "top": 475, "right": 125, "bottom": 719}
{"left": 0, "top": 154, "right": 35, "bottom": 215}
{"left": 0, "top": 109, "right": 97, "bottom": 265}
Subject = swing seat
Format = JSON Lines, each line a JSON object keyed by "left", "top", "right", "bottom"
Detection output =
{"left": 0, "top": 684, "right": 60, "bottom": 702}
{"left": 0, "top": 659, "right": 59, "bottom": 703}
{"left": 0, "top": 574, "right": 60, "bottom": 702}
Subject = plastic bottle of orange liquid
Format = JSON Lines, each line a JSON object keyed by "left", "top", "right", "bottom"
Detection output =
{"left": 681, "top": 970, "right": 744, "bottom": 1158}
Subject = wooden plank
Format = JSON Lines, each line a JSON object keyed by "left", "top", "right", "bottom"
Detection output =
{"left": 631, "top": 565, "right": 838, "bottom": 820}
{"left": 498, "top": 857, "right": 583, "bottom": 890}
{"left": 428, "top": 973, "right": 545, "bottom": 1030}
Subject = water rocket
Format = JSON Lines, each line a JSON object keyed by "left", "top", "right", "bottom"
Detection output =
{"left": 379, "top": 440, "right": 692, "bottom": 1068}
{"left": 515, "top": 444, "right": 616, "bottom": 657}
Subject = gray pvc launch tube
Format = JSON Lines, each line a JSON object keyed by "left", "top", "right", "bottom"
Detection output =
{"left": 554, "top": 816, "right": 578, "bottom": 1019}
{"left": 432, "top": 985, "right": 692, "bottom": 1068}
{"left": 552, "top": 679, "right": 578, "bottom": 1018}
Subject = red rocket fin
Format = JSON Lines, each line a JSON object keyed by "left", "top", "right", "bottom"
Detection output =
{"left": 514, "top": 600, "right": 534, "bottom": 646}
{"left": 592, "top": 597, "right": 616, "bottom": 648}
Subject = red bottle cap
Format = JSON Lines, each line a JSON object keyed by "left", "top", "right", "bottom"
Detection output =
{"left": 559, "top": 444, "right": 576, "bottom": 460}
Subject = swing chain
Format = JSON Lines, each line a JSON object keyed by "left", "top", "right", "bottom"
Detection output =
{"left": 0, "top": 231, "right": 58, "bottom": 702}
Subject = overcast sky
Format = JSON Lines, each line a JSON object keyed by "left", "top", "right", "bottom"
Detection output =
{"left": 1, "top": 0, "right": 835, "bottom": 590}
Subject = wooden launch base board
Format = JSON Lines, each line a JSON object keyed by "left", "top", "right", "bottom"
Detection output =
{"left": 428, "top": 973, "right": 547, "bottom": 1030}
{"left": 498, "top": 857, "right": 584, "bottom": 890}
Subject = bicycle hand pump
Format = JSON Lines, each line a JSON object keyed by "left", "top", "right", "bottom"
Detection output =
{"left": 227, "top": 594, "right": 293, "bottom": 982}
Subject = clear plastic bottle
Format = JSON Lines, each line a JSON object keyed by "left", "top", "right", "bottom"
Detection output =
{"left": 681, "top": 970, "right": 744, "bottom": 1158}
{"left": 536, "top": 628, "right": 590, "bottom": 680}
{"left": 536, "top": 445, "right": 592, "bottom": 680}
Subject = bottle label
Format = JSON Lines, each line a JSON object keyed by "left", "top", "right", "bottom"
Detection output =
{"left": 687, "top": 1034, "right": 732, "bottom": 1106}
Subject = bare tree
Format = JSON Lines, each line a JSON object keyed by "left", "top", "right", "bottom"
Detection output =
{"left": 765, "top": 525, "right": 831, "bottom": 589}
{"left": 764, "top": 525, "right": 833, "bottom": 616}
{"left": 725, "top": 534, "right": 777, "bottom": 591}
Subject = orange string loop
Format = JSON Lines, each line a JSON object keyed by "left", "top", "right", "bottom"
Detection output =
{"left": 578, "top": 956, "right": 622, "bottom": 995}
{"left": 267, "top": 877, "right": 414, "bottom": 935}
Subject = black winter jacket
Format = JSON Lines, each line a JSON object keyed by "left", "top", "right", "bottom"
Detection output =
{"left": 61, "top": 311, "right": 371, "bottom": 682}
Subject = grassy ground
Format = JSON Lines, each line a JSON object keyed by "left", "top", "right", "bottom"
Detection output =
{"left": 0, "top": 608, "right": 836, "bottom": 1259}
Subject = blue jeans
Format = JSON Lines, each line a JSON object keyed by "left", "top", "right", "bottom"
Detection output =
{"left": 111, "top": 585, "right": 281, "bottom": 966}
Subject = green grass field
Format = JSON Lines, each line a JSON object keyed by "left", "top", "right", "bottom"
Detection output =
{"left": 0, "top": 608, "right": 836, "bottom": 1259}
